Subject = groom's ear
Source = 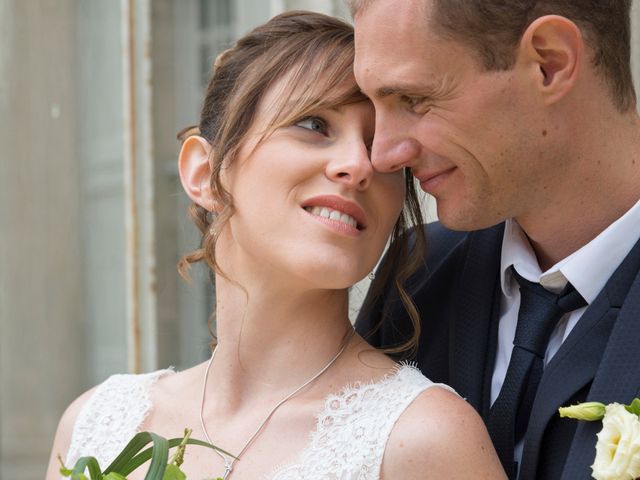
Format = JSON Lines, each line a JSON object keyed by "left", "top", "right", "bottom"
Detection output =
{"left": 518, "top": 15, "right": 583, "bottom": 105}
{"left": 178, "top": 135, "right": 219, "bottom": 212}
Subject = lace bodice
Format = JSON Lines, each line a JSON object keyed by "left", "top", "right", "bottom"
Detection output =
{"left": 66, "top": 365, "right": 456, "bottom": 479}
{"left": 269, "top": 365, "right": 456, "bottom": 479}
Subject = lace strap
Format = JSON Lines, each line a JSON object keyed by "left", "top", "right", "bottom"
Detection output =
{"left": 270, "top": 364, "right": 458, "bottom": 479}
{"left": 366, "top": 365, "right": 457, "bottom": 478}
{"left": 65, "top": 369, "right": 172, "bottom": 469}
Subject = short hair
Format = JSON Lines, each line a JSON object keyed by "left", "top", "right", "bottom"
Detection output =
{"left": 350, "top": 0, "right": 636, "bottom": 112}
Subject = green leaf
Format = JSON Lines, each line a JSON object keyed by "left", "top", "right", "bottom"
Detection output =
{"left": 123, "top": 438, "right": 237, "bottom": 476}
{"left": 104, "top": 432, "right": 157, "bottom": 474}
{"left": 60, "top": 468, "right": 73, "bottom": 478}
{"left": 624, "top": 397, "right": 640, "bottom": 416}
{"left": 103, "top": 431, "right": 237, "bottom": 479}
{"left": 162, "top": 464, "right": 186, "bottom": 480}
{"left": 185, "top": 438, "right": 237, "bottom": 459}
{"left": 103, "top": 474, "right": 128, "bottom": 480}
{"left": 143, "top": 433, "right": 170, "bottom": 480}
{"left": 103, "top": 432, "right": 170, "bottom": 479}
{"left": 71, "top": 456, "right": 103, "bottom": 480}
{"left": 103, "top": 432, "right": 176, "bottom": 478}
{"left": 59, "top": 455, "right": 74, "bottom": 477}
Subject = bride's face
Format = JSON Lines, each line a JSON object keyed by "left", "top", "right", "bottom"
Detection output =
{"left": 218, "top": 81, "right": 406, "bottom": 289}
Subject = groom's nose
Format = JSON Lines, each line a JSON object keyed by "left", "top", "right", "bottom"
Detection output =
{"left": 371, "top": 113, "right": 423, "bottom": 173}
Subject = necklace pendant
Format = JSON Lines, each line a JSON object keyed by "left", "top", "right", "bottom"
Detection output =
{"left": 222, "top": 460, "right": 233, "bottom": 480}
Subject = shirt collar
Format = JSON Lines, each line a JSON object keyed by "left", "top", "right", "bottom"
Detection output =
{"left": 500, "top": 219, "right": 542, "bottom": 297}
{"left": 500, "top": 199, "right": 640, "bottom": 304}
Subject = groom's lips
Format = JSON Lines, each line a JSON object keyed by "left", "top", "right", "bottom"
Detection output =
{"left": 416, "top": 167, "right": 457, "bottom": 194}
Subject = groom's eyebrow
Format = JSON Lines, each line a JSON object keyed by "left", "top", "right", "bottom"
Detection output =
{"left": 374, "top": 82, "right": 440, "bottom": 99}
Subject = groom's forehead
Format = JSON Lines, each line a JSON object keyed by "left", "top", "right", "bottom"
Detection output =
{"left": 351, "top": 0, "right": 430, "bottom": 17}
{"left": 354, "top": 1, "right": 462, "bottom": 78}
{"left": 357, "top": 0, "right": 430, "bottom": 21}
{"left": 354, "top": 0, "right": 444, "bottom": 54}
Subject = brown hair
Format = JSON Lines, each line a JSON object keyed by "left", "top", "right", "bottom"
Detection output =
{"left": 349, "top": 0, "right": 636, "bottom": 112}
{"left": 178, "top": 10, "right": 426, "bottom": 356}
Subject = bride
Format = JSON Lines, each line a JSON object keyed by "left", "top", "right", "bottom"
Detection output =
{"left": 46, "top": 11, "right": 505, "bottom": 480}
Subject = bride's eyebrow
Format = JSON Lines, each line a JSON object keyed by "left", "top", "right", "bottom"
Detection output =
{"left": 287, "top": 103, "right": 345, "bottom": 116}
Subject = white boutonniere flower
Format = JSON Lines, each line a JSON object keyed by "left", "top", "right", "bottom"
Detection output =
{"left": 559, "top": 398, "right": 640, "bottom": 480}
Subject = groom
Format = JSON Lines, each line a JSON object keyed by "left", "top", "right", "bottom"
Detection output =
{"left": 351, "top": 1, "right": 640, "bottom": 479}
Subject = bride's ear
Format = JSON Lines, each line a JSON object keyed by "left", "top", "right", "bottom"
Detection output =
{"left": 178, "top": 135, "right": 219, "bottom": 212}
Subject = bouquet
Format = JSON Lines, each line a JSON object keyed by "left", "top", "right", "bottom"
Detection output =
{"left": 559, "top": 398, "right": 640, "bottom": 480}
{"left": 58, "top": 429, "right": 234, "bottom": 480}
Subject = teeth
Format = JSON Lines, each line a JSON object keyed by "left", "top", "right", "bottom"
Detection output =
{"left": 340, "top": 213, "right": 357, "bottom": 228}
{"left": 306, "top": 206, "right": 359, "bottom": 229}
{"left": 329, "top": 210, "right": 341, "bottom": 221}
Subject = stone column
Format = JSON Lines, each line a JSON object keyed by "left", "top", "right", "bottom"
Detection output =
{"left": 0, "top": 0, "right": 85, "bottom": 477}
{"left": 632, "top": 1, "right": 640, "bottom": 102}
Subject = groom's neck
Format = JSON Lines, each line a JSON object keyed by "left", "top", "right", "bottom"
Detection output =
{"left": 517, "top": 110, "right": 640, "bottom": 271}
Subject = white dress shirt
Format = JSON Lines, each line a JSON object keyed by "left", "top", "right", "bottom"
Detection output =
{"left": 492, "top": 199, "right": 640, "bottom": 464}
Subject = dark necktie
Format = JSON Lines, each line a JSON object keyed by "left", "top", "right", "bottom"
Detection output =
{"left": 486, "top": 269, "right": 587, "bottom": 479}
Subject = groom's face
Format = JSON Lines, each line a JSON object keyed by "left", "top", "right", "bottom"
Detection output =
{"left": 354, "top": 0, "right": 545, "bottom": 231}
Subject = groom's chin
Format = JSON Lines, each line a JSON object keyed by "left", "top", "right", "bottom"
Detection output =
{"left": 434, "top": 201, "right": 505, "bottom": 232}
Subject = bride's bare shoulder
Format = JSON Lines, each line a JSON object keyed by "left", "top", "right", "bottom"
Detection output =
{"left": 45, "top": 368, "right": 182, "bottom": 479}
{"left": 45, "top": 385, "right": 98, "bottom": 479}
{"left": 350, "top": 336, "right": 399, "bottom": 371}
{"left": 381, "top": 385, "right": 507, "bottom": 480}
{"left": 151, "top": 362, "right": 204, "bottom": 398}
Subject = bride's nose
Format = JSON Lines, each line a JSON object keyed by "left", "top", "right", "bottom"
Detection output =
{"left": 325, "top": 139, "right": 373, "bottom": 190}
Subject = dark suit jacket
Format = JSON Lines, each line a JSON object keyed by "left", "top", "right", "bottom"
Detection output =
{"left": 356, "top": 222, "right": 640, "bottom": 479}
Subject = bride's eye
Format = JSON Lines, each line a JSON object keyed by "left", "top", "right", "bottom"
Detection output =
{"left": 295, "top": 116, "right": 328, "bottom": 135}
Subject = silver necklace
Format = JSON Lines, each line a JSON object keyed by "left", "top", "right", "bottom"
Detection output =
{"left": 199, "top": 327, "right": 356, "bottom": 480}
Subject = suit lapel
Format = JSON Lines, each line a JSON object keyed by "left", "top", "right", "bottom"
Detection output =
{"left": 518, "top": 298, "right": 618, "bottom": 479}
{"left": 561, "top": 265, "right": 640, "bottom": 479}
{"left": 518, "top": 236, "right": 640, "bottom": 479}
{"left": 450, "top": 224, "right": 504, "bottom": 412}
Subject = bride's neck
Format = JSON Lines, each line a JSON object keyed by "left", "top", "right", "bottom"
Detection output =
{"left": 207, "top": 275, "right": 354, "bottom": 407}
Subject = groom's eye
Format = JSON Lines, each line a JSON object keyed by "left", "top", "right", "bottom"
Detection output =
{"left": 401, "top": 95, "right": 430, "bottom": 114}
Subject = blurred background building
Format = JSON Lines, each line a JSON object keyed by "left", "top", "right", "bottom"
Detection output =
{"left": 0, "top": 1, "right": 639, "bottom": 478}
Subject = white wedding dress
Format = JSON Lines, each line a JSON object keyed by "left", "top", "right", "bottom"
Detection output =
{"left": 65, "top": 364, "right": 456, "bottom": 479}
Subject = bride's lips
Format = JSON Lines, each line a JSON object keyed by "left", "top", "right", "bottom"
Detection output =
{"left": 301, "top": 195, "right": 368, "bottom": 236}
{"left": 416, "top": 167, "right": 457, "bottom": 194}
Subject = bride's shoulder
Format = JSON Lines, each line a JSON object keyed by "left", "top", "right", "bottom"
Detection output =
{"left": 46, "top": 369, "right": 175, "bottom": 474}
{"left": 147, "top": 362, "right": 209, "bottom": 409}
{"left": 381, "top": 372, "right": 506, "bottom": 480}
{"left": 45, "top": 385, "right": 99, "bottom": 479}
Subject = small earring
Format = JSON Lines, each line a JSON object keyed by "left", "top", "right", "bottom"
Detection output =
{"left": 207, "top": 211, "right": 217, "bottom": 236}
{"left": 368, "top": 271, "right": 376, "bottom": 281}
